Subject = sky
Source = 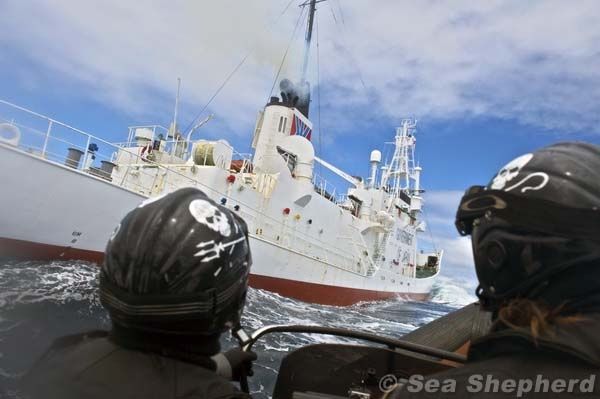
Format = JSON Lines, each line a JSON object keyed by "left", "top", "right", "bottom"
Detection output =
{"left": 2, "top": 0, "right": 600, "bottom": 292}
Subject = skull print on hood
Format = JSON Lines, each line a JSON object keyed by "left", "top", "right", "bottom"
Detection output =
{"left": 100, "top": 187, "right": 252, "bottom": 337}
{"left": 455, "top": 142, "right": 600, "bottom": 311}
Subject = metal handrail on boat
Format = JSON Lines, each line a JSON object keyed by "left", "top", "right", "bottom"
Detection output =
{"left": 0, "top": 99, "right": 389, "bottom": 277}
{"left": 237, "top": 324, "right": 467, "bottom": 363}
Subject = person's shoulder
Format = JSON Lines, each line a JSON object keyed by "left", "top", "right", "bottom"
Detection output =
{"left": 51, "top": 330, "right": 109, "bottom": 346}
{"left": 174, "top": 359, "right": 250, "bottom": 398}
{"left": 43, "top": 330, "right": 115, "bottom": 362}
{"left": 21, "top": 330, "right": 117, "bottom": 398}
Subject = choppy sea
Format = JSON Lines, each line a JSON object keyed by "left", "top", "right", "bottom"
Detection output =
{"left": 0, "top": 261, "right": 475, "bottom": 398}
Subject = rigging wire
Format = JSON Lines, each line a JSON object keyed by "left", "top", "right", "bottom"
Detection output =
{"left": 422, "top": 209, "right": 439, "bottom": 254}
{"left": 328, "top": 0, "right": 407, "bottom": 179}
{"left": 181, "top": 53, "right": 251, "bottom": 135}
{"left": 335, "top": 0, "right": 346, "bottom": 26}
{"left": 328, "top": 2, "right": 366, "bottom": 90}
{"left": 182, "top": 0, "right": 300, "bottom": 135}
{"left": 279, "top": 0, "right": 299, "bottom": 18}
{"left": 268, "top": 6, "right": 307, "bottom": 99}
{"left": 316, "top": 8, "right": 323, "bottom": 173}
{"left": 329, "top": 6, "right": 338, "bottom": 24}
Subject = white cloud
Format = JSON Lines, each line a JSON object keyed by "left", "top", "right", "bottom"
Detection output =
{"left": 0, "top": 0, "right": 302, "bottom": 133}
{"left": 423, "top": 190, "right": 463, "bottom": 227}
{"left": 2, "top": 0, "right": 600, "bottom": 139}
{"left": 316, "top": 0, "right": 600, "bottom": 134}
{"left": 420, "top": 190, "right": 476, "bottom": 284}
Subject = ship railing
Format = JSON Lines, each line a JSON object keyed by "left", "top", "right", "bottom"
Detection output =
{"left": 231, "top": 151, "right": 253, "bottom": 174}
{"left": 335, "top": 193, "right": 349, "bottom": 206}
{"left": 125, "top": 125, "right": 170, "bottom": 146}
{"left": 0, "top": 99, "right": 377, "bottom": 275}
{"left": 312, "top": 174, "right": 342, "bottom": 204}
{"left": 0, "top": 100, "right": 186, "bottom": 197}
{"left": 312, "top": 175, "right": 357, "bottom": 210}
{"left": 0, "top": 100, "right": 121, "bottom": 171}
{"left": 112, "top": 163, "right": 370, "bottom": 275}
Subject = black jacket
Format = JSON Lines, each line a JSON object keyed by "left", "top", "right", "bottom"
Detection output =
{"left": 392, "top": 315, "right": 600, "bottom": 398}
{"left": 21, "top": 331, "right": 249, "bottom": 399}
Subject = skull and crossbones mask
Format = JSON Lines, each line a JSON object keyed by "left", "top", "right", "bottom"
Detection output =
{"left": 189, "top": 199, "right": 232, "bottom": 237}
{"left": 490, "top": 153, "right": 533, "bottom": 191}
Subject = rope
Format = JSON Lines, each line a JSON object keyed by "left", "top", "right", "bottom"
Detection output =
{"left": 182, "top": 53, "right": 251, "bottom": 135}
{"left": 182, "top": 0, "right": 301, "bottom": 135}
{"left": 327, "top": 0, "right": 395, "bottom": 146}
{"left": 335, "top": 0, "right": 345, "bottom": 25}
{"left": 268, "top": 6, "right": 307, "bottom": 99}
{"left": 316, "top": 10, "right": 323, "bottom": 173}
{"left": 422, "top": 209, "right": 439, "bottom": 254}
{"left": 328, "top": 1, "right": 366, "bottom": 90}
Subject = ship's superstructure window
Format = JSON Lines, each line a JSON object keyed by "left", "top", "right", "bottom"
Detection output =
{"left": 399, "top": 190, "right": 412, "bottom": 205}
{"left": 278, "top": 116, "right": 284, "bottom": 132}
{"left": 348, "top": 194, "right": 362, "bottom": 218}
{"left": 277, "top": 146, "right": 297, "bottom": 174}
{"left": 282, "top": 117, "right": 288, "bottom": 133}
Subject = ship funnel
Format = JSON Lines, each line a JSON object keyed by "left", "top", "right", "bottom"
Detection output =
{"left": 369, "top": 150, "right": 381, "bottom": 188}
{"left": 279, "top": 78, "right": 311, "bottom": 118}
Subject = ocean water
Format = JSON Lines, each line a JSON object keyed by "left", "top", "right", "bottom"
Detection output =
{"left": 0, "top": 261, "right": 475, "bottom": 397}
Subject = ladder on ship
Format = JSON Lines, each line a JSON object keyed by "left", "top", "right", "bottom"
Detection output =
{"left": 368, "top": 232, "right": 389, "bottom": 276}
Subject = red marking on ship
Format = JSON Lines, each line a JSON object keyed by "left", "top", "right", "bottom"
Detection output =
{"left": 0, "top": 237, "right": 427, "bottom": 306}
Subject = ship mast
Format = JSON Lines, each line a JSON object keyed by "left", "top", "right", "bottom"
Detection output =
{"left": 300, "top": 0, "right": 319, "bottom": 84}
{"left": 380, "top": 119, "right": 418, "bottom": 200}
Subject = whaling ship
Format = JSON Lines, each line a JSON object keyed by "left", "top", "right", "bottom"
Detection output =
{"left": 0, "top": 1, "right": 442, "bottom": 305}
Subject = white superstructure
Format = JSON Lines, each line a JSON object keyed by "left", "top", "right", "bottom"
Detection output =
{"left": 0, "top": 97, "right": 441, "bottom": 305}
{"left": 0, "top": 0, "right": 441, "bottom": 305}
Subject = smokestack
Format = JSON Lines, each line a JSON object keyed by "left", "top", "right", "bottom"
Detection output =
{"left": 279, "top": 79, "right": 311, "bottom": 118}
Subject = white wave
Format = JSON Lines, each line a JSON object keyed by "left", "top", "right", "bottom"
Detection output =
{"left": 0, "top": 261, "right": 100, "bottom": 310}
{"left": 0, "top": 367, "right": 24, "bottom": 379}
{"left": 429, "top": 276, "right": 477, "bottom": 307}
{"left": 0, "top": 260, "right": 471, "bottom": 399}
{"left": 0, "top": 321, "right": 22, "bottom": 333}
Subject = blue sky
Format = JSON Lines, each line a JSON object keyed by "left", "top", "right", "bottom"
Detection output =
{"left": 2, "top": 0, "right": 600, "bottom": 292}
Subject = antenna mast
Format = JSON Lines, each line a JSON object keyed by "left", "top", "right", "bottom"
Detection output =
{"left": 300, "top": 0, "right": 320, "bottom": 84}
{"left": 171, "top": 77, "right": 181, "bottom": 137}
{"left": 380, "top": 119, "right": 418, "bottom": 199}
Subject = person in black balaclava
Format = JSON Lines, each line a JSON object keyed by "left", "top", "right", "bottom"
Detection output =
{"left": 22, "top": 187, "right": 256, "bottom": 399}
{"left": 390, "top": 142, "right": 600, "bottom": 398}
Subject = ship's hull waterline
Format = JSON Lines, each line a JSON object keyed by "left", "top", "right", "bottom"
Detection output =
{"left": 0, "top": 144, "right": 437, "bottom": 306}
{"left": 0, "top": 237, "right": 429, "bottom": 306}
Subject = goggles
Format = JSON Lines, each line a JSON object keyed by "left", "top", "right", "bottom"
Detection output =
{"left": 455, "top": 186, "right": 600, "bottom": 240}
